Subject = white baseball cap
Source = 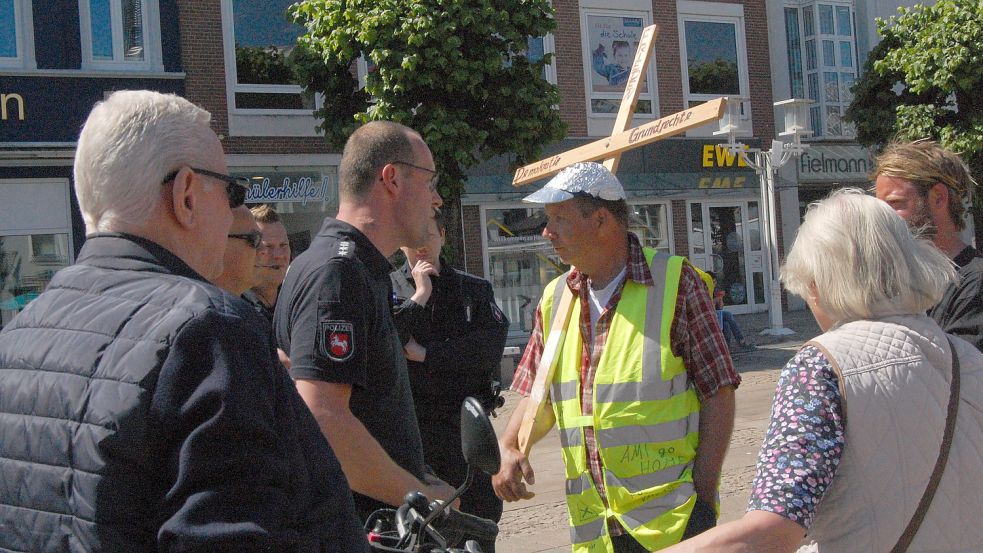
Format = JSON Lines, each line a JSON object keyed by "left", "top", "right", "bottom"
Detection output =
{"left": 522, "top": 162, "right": 627, "bottom": 204}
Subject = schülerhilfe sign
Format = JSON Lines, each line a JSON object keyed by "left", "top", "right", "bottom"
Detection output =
{"left": 245, "top": 176, "right": 334, "bottom": 205}
{"left": 512, "top": 97, "right": 728, "bottom": 186}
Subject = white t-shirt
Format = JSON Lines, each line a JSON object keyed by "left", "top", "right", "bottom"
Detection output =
{"left": 587, "top": 267, "right": 627, "bottom": 329}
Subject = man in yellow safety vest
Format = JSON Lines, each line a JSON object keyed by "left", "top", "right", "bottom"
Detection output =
{"left": 493, "top": 162, "right": 739, "bottom": 552}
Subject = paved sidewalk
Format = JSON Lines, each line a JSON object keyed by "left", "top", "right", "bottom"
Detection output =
{"left": 493, "top": 308, "right": 820, "bottom": 553}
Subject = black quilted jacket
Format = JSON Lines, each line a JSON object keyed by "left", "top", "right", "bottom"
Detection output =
{"left": 0, "top": 233, "right": 367, "bottom": 553}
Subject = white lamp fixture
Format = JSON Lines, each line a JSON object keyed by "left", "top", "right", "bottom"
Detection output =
{"left": 714, "top": 97, "right": 814, "bottom": 336}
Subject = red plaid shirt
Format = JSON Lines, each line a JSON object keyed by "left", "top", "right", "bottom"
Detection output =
{"left": 511, "top": 233, "right": 739, "bottom": 534}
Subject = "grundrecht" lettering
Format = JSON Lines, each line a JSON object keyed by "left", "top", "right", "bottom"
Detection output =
{"left": 627, "top": 110, "right": 694, "bottom": 144}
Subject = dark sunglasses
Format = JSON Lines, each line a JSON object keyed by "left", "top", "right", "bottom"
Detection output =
{"left": 391, "top": 160, "right": 439, "bottom": 193}
{"left": 228, "top": 231, "right": 263, "bottom": 249}
{"left": 162, "top": 167, "right": 250, "bottom": 208}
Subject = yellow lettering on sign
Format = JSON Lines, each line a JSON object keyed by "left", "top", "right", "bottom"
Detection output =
{"left": 702, "top": 144, "right": 748, "bottom": 168}
{"left": 702, "top": 145, "right": 714, "bottom": 167}
{"left": 1, "top": 93, "right": 25, "bottom": 121}
{"left": 698, "top": 176, "right": 748, "bottom": 189}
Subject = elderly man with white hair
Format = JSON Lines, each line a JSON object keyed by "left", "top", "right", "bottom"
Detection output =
{"left": 493, "top": 162, "right": 739, "bottom": 553}
{"left": 0, "top": 90, "right": 366, "bottom": 552}
{"left": 660, "top": 188, "right": 983, "bottom": 553}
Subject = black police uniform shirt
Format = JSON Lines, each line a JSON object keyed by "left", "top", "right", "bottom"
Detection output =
{"left": 274, "top": 218, "right": 427, "bottom": 521}
{"left": 390, "top": 259, "right": 509, "bottom": 424}
{"left": 390, "top": 259, "right": 509, "bottom": 525}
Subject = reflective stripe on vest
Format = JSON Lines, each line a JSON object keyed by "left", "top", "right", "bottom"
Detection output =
{"left": 541, "top": 249, "right": 700, "bottom": 552}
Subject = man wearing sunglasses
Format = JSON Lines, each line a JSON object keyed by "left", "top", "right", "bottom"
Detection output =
{"left": 275, "top": 120, "right": 451, "bottom": 522}
{"left": 214, "top": 206, "right": 263, "bottom": 296}
{"left": 0, "top": 90, "right": 366, "bottom": 553}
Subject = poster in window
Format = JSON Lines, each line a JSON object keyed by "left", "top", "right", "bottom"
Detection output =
{"left": 586, "top": 14, "right": 649, "bottom": 94}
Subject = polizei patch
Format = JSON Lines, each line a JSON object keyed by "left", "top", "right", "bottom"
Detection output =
{"left": 318, "top": 320, "right": 354, "bottom": 362}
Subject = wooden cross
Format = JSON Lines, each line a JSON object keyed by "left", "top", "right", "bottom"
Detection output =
{"left": 513, "top": 24, "right": 729, "bottom": 454}
{"left": 512, "top": 24, "right": 729, "bottom": 186}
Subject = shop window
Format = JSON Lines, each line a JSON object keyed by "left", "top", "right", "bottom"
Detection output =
{"left": 581, "top": 10, "right": 656, "bottom": 117}
{"left": 677, "top": 1, "right": 750, "bottom": 136}
{"left": 0, "top": 234, "right": 70, "bottom": 329}
{"left": 484, "top": 207, "right": 562, "bottom": 334}
{"left": 783, "top": 1, "right": 857, "bottom": 138}
{"left": 79, "top": 0, "right": 162, "bottom": 71}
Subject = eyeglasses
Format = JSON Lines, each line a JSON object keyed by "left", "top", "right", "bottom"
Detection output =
{"left": 228, "top": 230, "right": 263, "bottom": 249}
{"left": 391, "top": 160, "right": 439, "bottom": 193}
{"left": 162, "top": 167, "right": 251, "bottom": 208}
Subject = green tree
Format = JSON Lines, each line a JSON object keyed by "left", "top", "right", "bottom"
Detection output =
{"left": 288, "top": 0, "right": 566, "bottom": 261}
{"left": 845, "top": 0, "right": 983, "bottom": 245}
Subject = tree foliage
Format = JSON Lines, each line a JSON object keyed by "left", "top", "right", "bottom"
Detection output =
{"left": 845, "top": 0, "right": 983, "bottom": 243}
{"left": 288, "top": 1, "right": 566, "bottom": 258}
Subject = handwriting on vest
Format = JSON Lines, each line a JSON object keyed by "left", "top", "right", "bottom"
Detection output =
{"left": 620, "top": 444, "right": 684, "bottom": 473}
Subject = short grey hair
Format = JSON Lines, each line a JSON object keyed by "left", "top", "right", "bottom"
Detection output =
{"left": 74, "top": 90, "right": 215, "bottom": 233}
{"left": 782, "top": 188, "right": 956, "bottom": 324}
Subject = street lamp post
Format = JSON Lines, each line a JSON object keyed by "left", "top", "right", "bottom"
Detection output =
{"left": 714, "top": 97, "right": 813, "bottom": 336}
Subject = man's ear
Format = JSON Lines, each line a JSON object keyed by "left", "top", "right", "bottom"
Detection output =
{"left": 380, "top": 163, "right": 399, "bottom": 196}
{"left": 169, "top": 167, "right": 197, "bottom": 229}
{"left": 929, "top": 182, "right": 949, "bottom": 210}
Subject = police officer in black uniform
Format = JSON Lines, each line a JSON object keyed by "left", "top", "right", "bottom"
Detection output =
{"left": 391, "top": 210, "right": 509, "bottom": 537}
{"left": 273, "top": 121, "right": 453, "bottom": 522}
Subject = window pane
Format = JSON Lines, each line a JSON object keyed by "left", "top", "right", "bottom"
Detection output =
{"left": 747, "top": 202, "right": 761, "bottom": 251}
{"left": 807, "top": 72, "right": 819, "bottom": 101}
{"left": 122, "top": 0, "right": 144, "bottom": 61}
{"left": 822, "top": 40, "right": 835, "bottom": 67}
{"left": 826, "top": 105, "right": 842, "bottom": 135}
{"left": 819, "top": 5, "right": 834, "bottom": 35}
{"left": 527, "top": 36, "right": 545, "bottom": 64}
{"left": 803, "top": 6, "right": 814, "bottom": 36}
{"left": 684, "top": 20, "right": 740, "bottom": 95}
{"left": 805, "top": 39, "right": 816, "bottom": 71}
{"left": 836, "top": 6, "right": 851, "bottom": 36}
{"left": 810, "top": 106, "right": 823, "bottom": 136}
{"left": 90, "top": 0, "right": 113, "bottom": 60}
{"left": 0, "top": 0, "right": 15, "bottom": 58}
{"left": 824, "top": 71, "right": 839, "bottom": 102}
{"left": 785, "top": 8, "right": 804, "bottom": 98}
{"left": 630, "top": 204, "right": 670, "bottom": 253}
{"left": 485, "top": 208, "right": 565, "bottom": 333}
{"left": 839, "top": 41, "right": 852, "bottom": 67}
{"left": 840, "top": 72, "right": 855, "bottom": 103}
{"left": 234, "top": 0, "right": 305, "bottom": 85}
{"left": 235, "top": 91, "right": 314, "bottom": 110}
{"left": 690, "top": 203, "right": 705, "bottom": 255}
{"left": 527, "top": 36, "right": 549, "bottom": 80}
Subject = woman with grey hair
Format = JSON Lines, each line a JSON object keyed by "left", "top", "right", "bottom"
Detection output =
{"left": 661, "top": 188, "right": 983, "bottom": 553}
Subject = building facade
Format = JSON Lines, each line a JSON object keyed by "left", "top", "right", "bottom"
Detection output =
{"left": 1, "top": 0, "right": 779, "bottom": 342}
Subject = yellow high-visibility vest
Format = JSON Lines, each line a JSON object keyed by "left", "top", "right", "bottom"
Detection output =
{"left": 540, "top": 249, "right": 701, "bottom": 553}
